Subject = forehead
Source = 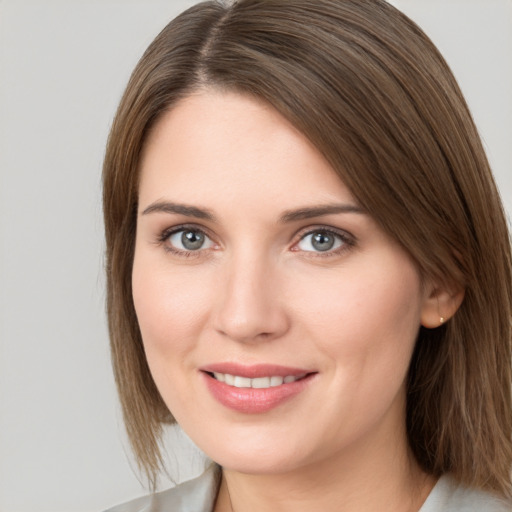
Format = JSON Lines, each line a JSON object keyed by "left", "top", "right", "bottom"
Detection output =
{"left": 138, "top": 90, "right": 356, "bottom": 212}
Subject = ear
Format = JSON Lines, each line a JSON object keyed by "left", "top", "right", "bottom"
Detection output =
{"left": 420, "top": 280, "right": 465, "bottom": 329}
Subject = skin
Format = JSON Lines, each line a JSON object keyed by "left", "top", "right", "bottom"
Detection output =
{"left": 132, "top": 90, "right": 455, "bottom": 512}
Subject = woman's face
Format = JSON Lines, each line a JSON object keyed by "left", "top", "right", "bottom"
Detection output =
{"left": 133, "top": 90, "right": 432, "bottom": 474}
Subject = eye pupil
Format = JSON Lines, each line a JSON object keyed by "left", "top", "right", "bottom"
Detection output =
{"left": 312, "top": 232, "right": 335, "bottom": 251}
{"left": 181, "top": 230, "right": 205, "bottom": 250}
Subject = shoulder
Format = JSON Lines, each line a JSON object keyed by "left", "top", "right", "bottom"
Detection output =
{"left": 420, "top": 474, "right": 512, "bottom": 512}
{"left": 103, "top": 463, "right": 221, "bottom": 512}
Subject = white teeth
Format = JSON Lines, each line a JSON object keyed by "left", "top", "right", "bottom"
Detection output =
{"left": 251, "top": 377, "right": 270, "bottom": 388}
{"left": 270, "top": 376, "right": 284, "bottom": 387}
{"left": 213, "top": 372, "right": 225, "bottom": 383}
{"left": 234, "top": 376, "right": 252, "bottom": 388}
{"left": 212, "top": 373, "right": 305, "bottom": 388}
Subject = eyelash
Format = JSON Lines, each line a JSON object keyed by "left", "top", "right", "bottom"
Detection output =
{"left": 293, "top": 226, "right": 355, "bottom": 258}
{"left": 157, "top": 224, "right": 215, "bottom": 258}
{"left": 156, "top": 224, "right": 356, "bottom": 258}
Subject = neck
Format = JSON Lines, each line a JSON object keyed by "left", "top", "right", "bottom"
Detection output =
{"left": 217, "top": 454, "right": 433, "bottom": 512}
{"left": 213, "top": 409, "right": 435, "bottom": 512}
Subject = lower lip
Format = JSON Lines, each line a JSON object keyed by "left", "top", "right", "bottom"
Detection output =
{"left": 202, "top": 372, "right": 315, "bottom": 414}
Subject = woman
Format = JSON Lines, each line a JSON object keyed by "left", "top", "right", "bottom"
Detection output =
{"left": 102, "top": 0, "right": 512, "bottom": 510}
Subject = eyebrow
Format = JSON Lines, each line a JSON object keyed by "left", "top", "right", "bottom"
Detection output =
{"left": 140, "top": 200, "right": 365, "bottom": 223}
{"left": 279, "top": 203, "right": 366, "bottom": 223}
{"left": 141, "top": 201, "right": 216, "bottom": 221}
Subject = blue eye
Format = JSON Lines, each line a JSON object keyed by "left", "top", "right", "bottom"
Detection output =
{"left": 167, "top": 229, "right": 214, "bottom": 252}
{"left": 297, "top": 230, "right": 345, "bottom": 253}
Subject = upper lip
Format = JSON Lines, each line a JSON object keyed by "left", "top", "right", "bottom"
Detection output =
{"left": 200, "top": 362, "right": 314, "bottom": 378}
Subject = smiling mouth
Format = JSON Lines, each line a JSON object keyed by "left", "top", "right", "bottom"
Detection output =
{"left": 202, "top": 367, "right": 316, "bottom": 413}
{"left": 207, "top": 372, "right": 308, "bottom": 389}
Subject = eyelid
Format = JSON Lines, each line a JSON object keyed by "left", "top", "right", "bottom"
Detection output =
{"left": 157, "top": 223, "right": 218, "bottom": 255}
{"left": 155, "top": 222, "right": 355, "bottom": 257}
{"left": 291, "top": 225, "right": 356, "bottom": 254}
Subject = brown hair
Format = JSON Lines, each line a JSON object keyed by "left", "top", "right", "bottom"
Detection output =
{"left": 103, "top": 0, "right": 512, "bottom": 495}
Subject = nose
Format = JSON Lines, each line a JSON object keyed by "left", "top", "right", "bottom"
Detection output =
{"left": 213, "top": 252, "right": 290, "bottom": 343}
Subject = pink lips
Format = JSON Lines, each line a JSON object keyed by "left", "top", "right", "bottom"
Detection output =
{"left": 200, "top": 363, "right": 316, "bottom": 414}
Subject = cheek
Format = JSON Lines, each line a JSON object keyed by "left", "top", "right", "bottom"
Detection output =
{"left": 131, "top": 253, "right": 219, "bottom": 419}
{"left": 291, "top": 256, "right": 423, "bottom": 389}
{"left": 131, "top": 253, "right": 213, "bottom": 361}
{"left": 290, "top": 260, "right": 423, "bottom": 443}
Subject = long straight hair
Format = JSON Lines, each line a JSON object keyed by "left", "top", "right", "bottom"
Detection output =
{"left": 103, "top": 0, "right": 512, "bottom": 495}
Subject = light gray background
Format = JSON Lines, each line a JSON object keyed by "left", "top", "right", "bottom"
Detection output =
{"left": 0, "top": 1, "right": 511, "bottom": 511}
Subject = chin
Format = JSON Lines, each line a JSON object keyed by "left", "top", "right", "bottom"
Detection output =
{"left": 189, "top": 424, "right": 324, "bottom": 476}
{"left": 213, "top": 450, "right": 307, "bottom": 476}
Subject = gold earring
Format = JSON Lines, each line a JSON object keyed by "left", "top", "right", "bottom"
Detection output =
{"left": 439, "top": 317, "right": 445, "bottom": 325}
